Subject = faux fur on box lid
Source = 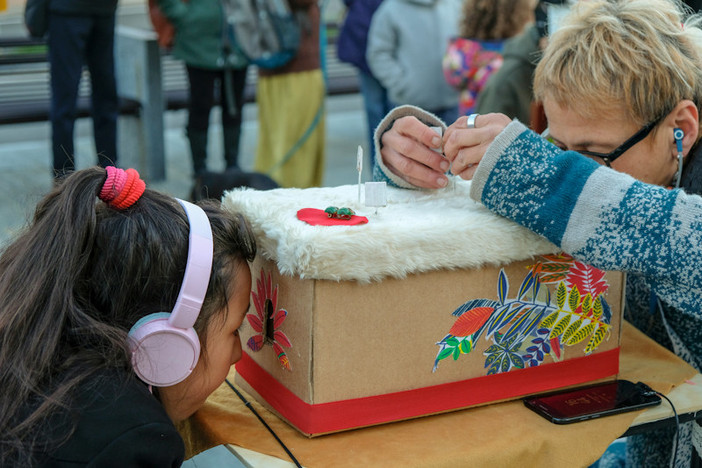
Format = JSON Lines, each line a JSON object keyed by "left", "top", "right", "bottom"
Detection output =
{"left": 222, "top": 181, "right": 558, "bottom": 283}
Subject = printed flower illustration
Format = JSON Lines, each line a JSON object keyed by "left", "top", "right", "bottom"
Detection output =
{"left": 246, "top": 270, "right": 293, "bottom": 371}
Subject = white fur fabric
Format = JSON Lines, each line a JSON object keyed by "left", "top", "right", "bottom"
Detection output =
{"left": 222, "top": 180, "right": 558, "bottom": 283}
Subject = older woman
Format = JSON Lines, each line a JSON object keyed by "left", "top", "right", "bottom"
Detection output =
{"left": 372, "top": 0, "right": 702, "bottom": 465}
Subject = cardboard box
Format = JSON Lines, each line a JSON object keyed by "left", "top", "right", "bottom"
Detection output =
{"left": 223, "top": 183, "right": 624, "bottom": 436}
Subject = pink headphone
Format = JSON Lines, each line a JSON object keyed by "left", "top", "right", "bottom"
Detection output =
{"left": 128, "top": 199, "right": 214, "bottom": 387}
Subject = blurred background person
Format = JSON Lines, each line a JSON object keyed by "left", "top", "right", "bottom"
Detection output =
{"left": 44, "top": 0, "right": 119, "bottom": 179}
{"left": 442, "top": 0, "right": 536, "bottom": 117}
{"left": 254, "top": 0, "right": 326, "bottom": 188}
{"left": 366, "top": 0, "right": 462, "bottom": 123}
{"left": 154, "top": 0, "right": 250, "bottom": 179}
{"left": 475, "top": 0, "right": 566, "bottom": 127}
{"left": 336, "top": 0, "right": 391, "bottom": 168}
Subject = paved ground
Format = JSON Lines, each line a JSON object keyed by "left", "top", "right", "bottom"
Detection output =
{"left": 0, "top": 93, "right": 371, "bottom": 246}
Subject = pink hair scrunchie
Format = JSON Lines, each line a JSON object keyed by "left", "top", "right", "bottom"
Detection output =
{"left": 99, "top": 166, "right": 145, "bottom": 210}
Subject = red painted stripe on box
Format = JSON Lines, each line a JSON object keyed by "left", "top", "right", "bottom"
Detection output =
{"left": 236, "top": 349, "right": 619, "bottom": 435}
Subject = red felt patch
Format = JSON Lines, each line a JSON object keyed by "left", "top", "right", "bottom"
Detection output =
{"left": 297, "top": 208, "right": 368, "bottom": 226}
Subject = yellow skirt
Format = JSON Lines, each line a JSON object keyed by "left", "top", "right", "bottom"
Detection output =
{"left": 254, "top": 70, "right": 326, "bottom": 188}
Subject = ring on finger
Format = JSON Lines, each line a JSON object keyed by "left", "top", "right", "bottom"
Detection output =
{"left": 466, "top": 113, "right": 479, "bottom": 129}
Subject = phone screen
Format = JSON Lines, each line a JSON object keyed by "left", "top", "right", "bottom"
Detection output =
{"left": 523, "top": 380, "right": 661, "bottom": 424}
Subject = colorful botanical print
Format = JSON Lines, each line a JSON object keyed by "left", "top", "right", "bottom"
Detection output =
{"left": 246, "top": 270, "right": 293, "bottom": 371}
{"left": 433, "top": 254, "right": 612, "bottom": 374}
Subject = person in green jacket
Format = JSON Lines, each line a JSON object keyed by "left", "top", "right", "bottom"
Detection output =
{"left": 156, "top": 0, "right": 249, "bottom": 177}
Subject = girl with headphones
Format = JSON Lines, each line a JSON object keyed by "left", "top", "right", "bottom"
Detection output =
{"left": 0, "top": 166, "right": 256, "bottom": 466}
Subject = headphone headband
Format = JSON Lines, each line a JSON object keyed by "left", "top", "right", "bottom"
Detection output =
{"left": 169, "top": 199, "right": 214, "bottom": 329}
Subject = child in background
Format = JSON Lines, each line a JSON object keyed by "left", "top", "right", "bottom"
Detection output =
{"left": 442, "top": 0, "right": 536, "bottom": 116}
{"left": 366, "top": 0, "right": 463, "bottom": 124}
{"left": 0, "top": 166, "right": 256, "bottom": 466}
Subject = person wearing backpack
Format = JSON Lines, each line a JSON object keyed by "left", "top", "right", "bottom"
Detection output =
{"left": 253, "top": 0, "right": 326, "bottom": 188}
{"left": 154, "top": 0, "right": 250, "bottom": 178}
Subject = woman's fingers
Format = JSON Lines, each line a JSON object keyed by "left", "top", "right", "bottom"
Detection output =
{"left": 380, "top": 116, "right": 451, "bottom": 188}
{"left": 443, "top": 113, "right": 512, "bottom": 179}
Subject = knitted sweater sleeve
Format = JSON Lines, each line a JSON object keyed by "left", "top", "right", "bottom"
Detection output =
{"left": 470, "top": 120, "right": 702, "bottom": 317}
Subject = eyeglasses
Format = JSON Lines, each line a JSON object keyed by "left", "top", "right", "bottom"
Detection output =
{"left": 542, "top": 115, "right": 663, "bottom": 167}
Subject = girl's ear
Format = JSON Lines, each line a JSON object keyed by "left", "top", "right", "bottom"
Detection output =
{"left": 669, "top": 100, "right": 699, "bottom": 161}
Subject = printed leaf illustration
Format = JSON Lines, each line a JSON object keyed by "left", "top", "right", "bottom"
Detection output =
{"left": 549, "top": 314, "right": 572, "bottom": 340}
{"left": 452, "top": 299, "right": 502, "bottom": 318}
{"left": 530, "top": 254, "right": 575, "bottom": 283}
{"left": 551, "top": 336, "right": 562, "bottom": 359}
{"left": 497, "top": 269, "right": 508, "bottom": 305}
{"left": 581, "top": 294, "right": 593, "bottom": 317}
{"left": 568, "top": 284, "right": 580, "bottom": 313}
{"left": 486, "top": 303, "right": 526, "bottom": 336}
{"left": 585, "top": 324, "right": 610, "bottom": 354}
{"left": 502, "top": 307, "right": 544, "bottom": 343}
{"left": 517, "top": 269, "right": 536, "bottom": 301}
{"left": 449, "top": 307, "right": 494, "bottom": 337}
{"left": 531, "top": 276, "right": 542, "bottom": 302}
{"left": 562, "top": 318, "right": 583, "bottom": 344}
{"left": 556, "top": 282, "right": 567, "bottom": 309}
{"left": 567, "top": 261, "right": 609, "bottom": 299}
{"left": 540, "top": 310, "right": 560, "bottom": 329}
{"left": 566, "top": 322, "right": 596, "bottom": 346}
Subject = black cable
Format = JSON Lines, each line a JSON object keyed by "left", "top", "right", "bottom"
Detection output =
{"left": 225, "top": 378, "right": 303, "bottom": 468}
{"left": 655, "top": 390, "right": 680, "bottom": 468}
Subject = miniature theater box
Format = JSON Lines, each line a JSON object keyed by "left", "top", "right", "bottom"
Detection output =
{"left": 222, "top": 182, "right": 624, "bottom": 437}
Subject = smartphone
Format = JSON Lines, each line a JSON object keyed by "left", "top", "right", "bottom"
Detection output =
{"left": 523, "top": 379, "right": 661, "bottom": 424}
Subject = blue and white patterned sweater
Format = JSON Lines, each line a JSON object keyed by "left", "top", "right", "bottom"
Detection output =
{"left": 373, "top": 105, "right": 702, "bottom": 372}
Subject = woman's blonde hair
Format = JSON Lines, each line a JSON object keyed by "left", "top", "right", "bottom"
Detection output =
{"left": 460, "top": 0, "right": 537, "bottom": 40}
{"left": 534, "top": 0, "right": 702, "bottom": 128}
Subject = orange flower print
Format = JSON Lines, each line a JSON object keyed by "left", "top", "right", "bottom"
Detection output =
{"left": 246, "top": 270, "right": 293, "bottom": 371}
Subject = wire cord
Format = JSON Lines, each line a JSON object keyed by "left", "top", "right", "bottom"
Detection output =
{"left": 655, "top": 391, "right": 680, "bottom": 468}
{"left": 225, "top": 378, "right": 303, "bottom": 468}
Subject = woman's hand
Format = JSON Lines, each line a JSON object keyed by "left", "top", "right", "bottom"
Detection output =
{"left": 443, "top": 113, "right": 512, "bottom": 180}
{"left": 379, "top": 116, "right": 451, "bottom": 189}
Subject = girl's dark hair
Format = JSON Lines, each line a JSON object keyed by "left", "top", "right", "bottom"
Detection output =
{"left": 460, "top": 0, "right": 536, "bottom": 40}
{"left": 0, "top": 167, "right": 256, "bottom": 465}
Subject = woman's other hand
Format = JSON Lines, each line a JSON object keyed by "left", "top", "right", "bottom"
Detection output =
{"left": 443, "top": 113, "right": 512, "bottom": 180}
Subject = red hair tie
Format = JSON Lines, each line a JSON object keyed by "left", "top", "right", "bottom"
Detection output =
{"left": 99, "top": 166, "right": 146, "bottom": 209}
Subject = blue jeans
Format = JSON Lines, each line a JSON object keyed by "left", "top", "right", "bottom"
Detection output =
{"left": 49, "top": 12, "right": 118, "bottom": 177}
{"left": 358, "top": 70, "right": 391, "bottom": 169}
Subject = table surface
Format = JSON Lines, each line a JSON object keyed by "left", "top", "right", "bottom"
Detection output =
{"left": 179, "top": 322, "right": 701, "bottom": 468}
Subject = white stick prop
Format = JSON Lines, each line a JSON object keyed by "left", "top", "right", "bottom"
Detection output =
{"left": 357, "top": 145, "right": 363, "bottom": 204}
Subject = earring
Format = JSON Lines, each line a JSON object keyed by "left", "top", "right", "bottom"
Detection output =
{"left": 673, "top": 128, "right": 684, "bottom": 188}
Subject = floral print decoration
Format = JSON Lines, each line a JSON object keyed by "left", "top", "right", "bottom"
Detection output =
{"left": 433, "top": 254, "right": 612, "bottom": 375}
{"left": 246, "top": 269, "right": 293, "bottom": 371}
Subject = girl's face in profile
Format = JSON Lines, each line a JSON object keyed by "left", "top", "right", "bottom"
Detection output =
{"left": 159, "top": 262, "right": 252, "bottom": 422}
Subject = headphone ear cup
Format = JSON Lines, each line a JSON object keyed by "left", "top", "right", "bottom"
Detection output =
{"left": 128, "top": 312, "right": 201, "bottom": 387}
